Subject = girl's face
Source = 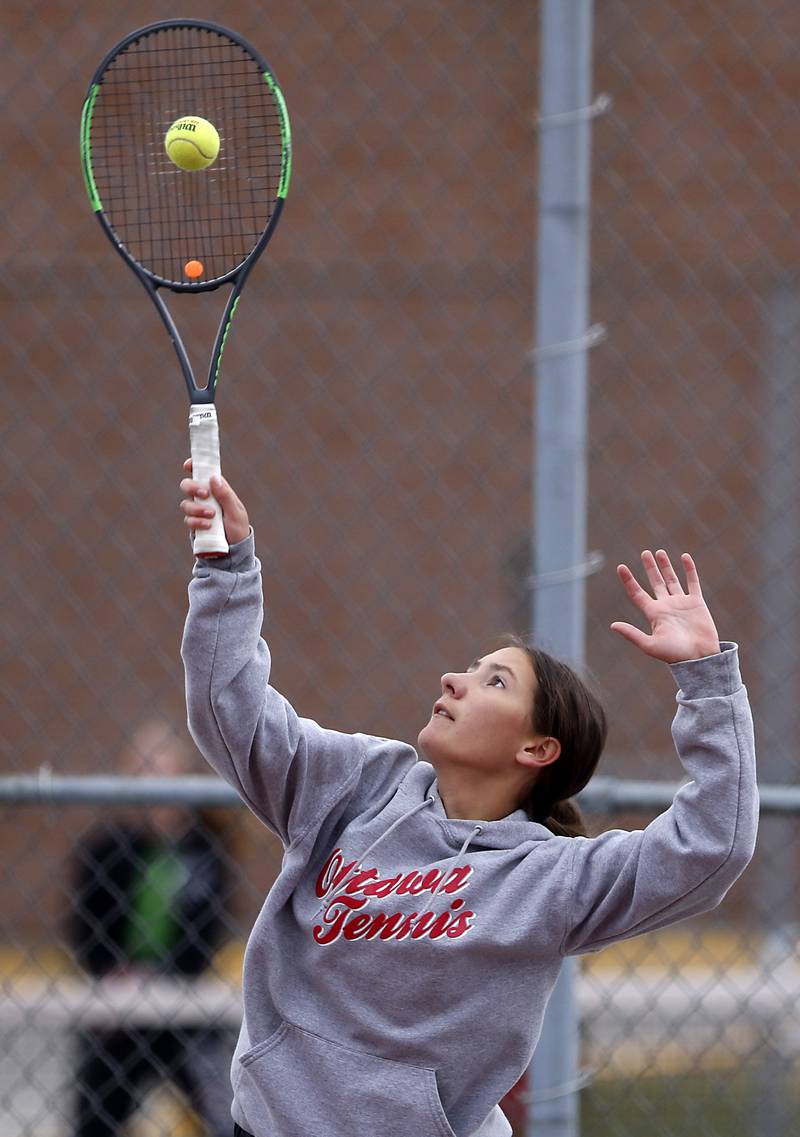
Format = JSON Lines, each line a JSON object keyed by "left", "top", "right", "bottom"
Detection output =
{"left": 417, "top": 646, "right": 541, "bottom": 775}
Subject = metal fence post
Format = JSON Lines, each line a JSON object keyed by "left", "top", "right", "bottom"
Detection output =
{"left": 752, "top": 284, "right": 800, "bottom": 1136}
{"left": 528, "top": 1, "right": 596, "bottom": 1135}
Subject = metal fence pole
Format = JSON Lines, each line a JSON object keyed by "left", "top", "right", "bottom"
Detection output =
{"left": 3, "top": 775, "right": 798, "bottom": 812}
{"left": 528, "top": 1, "right": 596, "bottom": 1135}
{"left": 752, "top": 284, "right": 800, "bottom": 1136}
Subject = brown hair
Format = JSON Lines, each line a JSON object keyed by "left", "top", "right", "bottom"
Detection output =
{"left": 499, "top": 635, "right": 608, "bottom": 838}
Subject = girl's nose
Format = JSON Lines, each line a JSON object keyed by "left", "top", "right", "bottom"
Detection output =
{"left": 441, "top": 672, "right": 465, "bottom": 697}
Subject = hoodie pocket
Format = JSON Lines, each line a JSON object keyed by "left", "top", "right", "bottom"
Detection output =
{"left": 237, "top": 1020, "right": 456, "bottom": 1137}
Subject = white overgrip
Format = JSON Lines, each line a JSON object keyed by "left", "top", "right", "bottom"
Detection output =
{"left": 188, "top": 404, "right": 229, "bottom": 557}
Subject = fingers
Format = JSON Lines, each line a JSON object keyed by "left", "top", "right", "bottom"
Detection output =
{"left": 180, "top": 462, "right": 250, "bottom": 545}
{"left": 180, "top": 478, "right": 207, "bottom": 496}
{"left": 653, "top": 549, "right": 683, "bottom": 594}
{"left": 179, "top": 460, "right": 204, "bottom": 502}
{"left": 180, "top": 466, "right": 250, "bottom": 545}
{"left": 180, "top": 459, "right": 214, "bottom": 532}
{"left": 180, "top": 491, "right": 217, "bottom": 531}
{"left": 626, "top": 549, "right": 696, "bottom": 599}
{"left": 615, "top": 562, "right": 652, "bottom": 610}
{"left": 641, "top": 549, "right": 675, "bottom": 598}
{"left": 181, "top": 507, "right": 217, "bottom": 531}
{"left": 681, "top": 552, "right": 703, "bottom": 597}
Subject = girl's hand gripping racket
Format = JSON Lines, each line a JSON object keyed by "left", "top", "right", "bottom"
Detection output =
{"left": 80, "top": 19, "right": 291, "bottom": 555}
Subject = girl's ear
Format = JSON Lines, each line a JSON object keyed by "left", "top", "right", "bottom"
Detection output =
{"left": 519, "top": 737, "right": 561, "bottom": 769}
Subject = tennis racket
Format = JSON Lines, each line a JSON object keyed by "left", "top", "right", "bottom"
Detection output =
{"left": 80, "top": 19, "right": 291, "bottom": 556}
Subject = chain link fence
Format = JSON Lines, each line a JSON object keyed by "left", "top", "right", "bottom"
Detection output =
{"left": 3, "top": 1, "right": 799, "bottom": 1134}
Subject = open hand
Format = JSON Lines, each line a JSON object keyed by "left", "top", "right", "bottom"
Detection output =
{"left": 179, "top": 459, "right": 250, "bottom": 547}
{"left": 611, "top": 550, "right": 721, "bottom": 664}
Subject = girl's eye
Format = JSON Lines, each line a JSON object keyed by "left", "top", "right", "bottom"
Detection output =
{"left": 488, "top": 674, "right": 506, "bottom": 688}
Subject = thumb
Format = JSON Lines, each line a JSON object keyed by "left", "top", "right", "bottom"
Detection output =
{"left": 210, "top": 474, "right": 233, "bottom": 502}
{"left": 610, "top": 621, "right": 652, "bottom": 654}
{"left": 208, "top": 474, "right": 249, "bottom": 545}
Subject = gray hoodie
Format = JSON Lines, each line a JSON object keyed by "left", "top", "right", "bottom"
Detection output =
{"left": 182, "top": 532, "right": 758, "bottom": 1137}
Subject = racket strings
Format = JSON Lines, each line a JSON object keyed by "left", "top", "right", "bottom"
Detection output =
{"left": 87, "top": 25, "right": 285, "bottom": 285}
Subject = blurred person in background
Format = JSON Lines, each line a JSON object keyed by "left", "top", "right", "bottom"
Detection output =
{"left": 68, "top": 719, "right": 233, "bottom": 1137}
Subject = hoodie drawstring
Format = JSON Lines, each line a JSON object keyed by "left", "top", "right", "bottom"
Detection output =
{"left": 313, "top": 796, "right": 435, "bottom": 918}
{"left": 430, "top": 824, "right": 483, "bottom": 898}
{"left": 313, "top": 797, "right": 483, "bottom": 918}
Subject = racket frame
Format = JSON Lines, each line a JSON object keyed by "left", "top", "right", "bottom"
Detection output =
{"left": 80, "top": 19, "right": 291, "bottom": 554}
{"left": 80, "top": 17, "right": 291, "bottom": 402}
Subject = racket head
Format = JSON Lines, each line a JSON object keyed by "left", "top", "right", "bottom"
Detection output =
{"left": 80, "top": 19, "right": 291, "bottom": 293}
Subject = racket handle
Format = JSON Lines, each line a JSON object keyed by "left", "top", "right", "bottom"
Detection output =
{"left": 188, "top": 404, "right": 229, "bottom": 558}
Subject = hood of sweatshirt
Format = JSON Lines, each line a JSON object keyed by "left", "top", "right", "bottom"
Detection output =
{"left": 308, "top": 764, "right": 555, "bottom": 925}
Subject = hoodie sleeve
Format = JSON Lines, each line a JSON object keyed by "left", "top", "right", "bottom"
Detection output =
{"left": 181, "top": 531, "right": 415, "bottom": 847}
{"left": 561, "top": 643, "right": 757, "bottom": 957}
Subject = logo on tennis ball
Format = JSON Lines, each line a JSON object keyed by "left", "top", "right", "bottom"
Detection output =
{"left": 165, "top": 116, "right": 220, "bottom": 170}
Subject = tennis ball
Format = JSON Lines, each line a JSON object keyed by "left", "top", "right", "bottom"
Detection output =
{"left": 165, "top": 116, "right": 220, "bottom": 171}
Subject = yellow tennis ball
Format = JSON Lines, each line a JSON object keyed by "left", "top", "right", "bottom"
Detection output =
{"left": 164, "top": 116, "right": 220, "bottom": 171}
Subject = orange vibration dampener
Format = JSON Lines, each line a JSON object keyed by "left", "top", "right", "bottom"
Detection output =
{"left": 184, "top": 259, "right": 204, "bottom": 279}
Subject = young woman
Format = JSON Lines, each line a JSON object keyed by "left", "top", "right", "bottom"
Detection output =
{"left": 179, "top": 467, "right": 757, "bottom": 1137}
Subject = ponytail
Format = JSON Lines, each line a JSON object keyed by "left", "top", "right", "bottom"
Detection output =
{"left": 531, "top": 796, "right": 587, "bottom": 839}
{"left": 497, "top": 635, "right": 607, "bottom": 838}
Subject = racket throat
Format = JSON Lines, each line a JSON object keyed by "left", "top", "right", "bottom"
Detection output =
{"left": 207, "top": 292, "right": 242, "bottom": 394}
